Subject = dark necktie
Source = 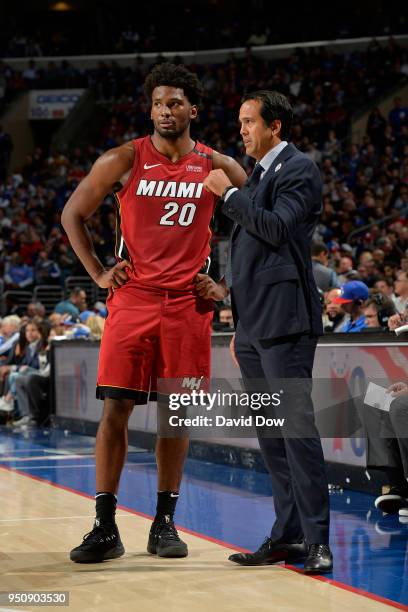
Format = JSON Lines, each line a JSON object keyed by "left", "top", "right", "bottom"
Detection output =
{"left": 245, "top": 162, "right": 264, "bottom": 192}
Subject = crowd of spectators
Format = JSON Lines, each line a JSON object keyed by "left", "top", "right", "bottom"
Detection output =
{"left": 0, "top": 290, "right": 106, "bottom": 428}
{"left": 1, "top": 2, "right": 406, "bottom": 59}
{"left": 0, "top": 39, "right": 407, "bottom": 333}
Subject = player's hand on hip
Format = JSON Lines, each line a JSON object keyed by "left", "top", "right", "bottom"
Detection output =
{"left": 230, "top": 334, "right": 239, "bottom": 367}
{"left": 195, "top": 273, "right": 228, "bottom": 300}
{"left": 95, "top": 259, "right": 131, "bottom": 289}
{"left": 203, "top": 169, "right": 232, "bottom": 196}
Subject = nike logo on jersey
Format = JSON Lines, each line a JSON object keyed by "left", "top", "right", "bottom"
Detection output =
{"left": 144, "top": 163, "right": 162, "bottom": 170}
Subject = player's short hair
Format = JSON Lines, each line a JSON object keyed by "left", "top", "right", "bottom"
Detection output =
{"left": 144, "top": 62, "right": 203, "bottom": 107}
{"left": 242, "top": 90, "right": 293, "bottom": 140}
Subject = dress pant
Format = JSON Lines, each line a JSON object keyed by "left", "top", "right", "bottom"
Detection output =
{"left": 15, "top": 373, "right": 50, "bottom": 423}
{"left": 235, "top": 322, "right": 330, "bottom": 544}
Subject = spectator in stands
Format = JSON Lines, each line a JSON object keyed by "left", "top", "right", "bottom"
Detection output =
{"left": 4, "top": 252, "right": 34, "bottom": 289}
{"left": 363, "top": 381, "right": 408, "bottom": 520}
{"left": 0, "top": 323, "right": 28, "bottom": 393}
{"left": 388, "top": 97, "right": 408, "bottom": 135}
{"left": 219, "top": 306, "right": 234, "bottom": 328}
{"left": 337, "top": 256, "right": 355, "bottom": 284}
{"left": 85, "top": 314, "right": 105, "bottom": 340}
{"left": 213, "top": 306, "right": 234, "bottom": 331}
{"left": 311, "top": 242, "right": 339, "bottom": 291}
{"left": 0, "top": 315, "right": 21, "bottom": 362}
{"left": 375, "top": 277, "right": 395, "bottom": 300}
{"left": 12, "top": 326, "right": 55, "bottom": 428}
{"left": 393, "top": 271, "right": 408, "bottom": 313}
{"left": 332, "top": 280, "right": 369, "bottom": 332}
{"left": 57, "top": 244, "right": 78, "bottom": 279}
{"left": 93, "top": 301, "right": 107, "bottom": 318}
{"left": 54, "top": 287, "right": 87, "bottom": 318}
{"left": 323, "top": 288, "right": 348, "bottom": 333}
{"left": 0, "top": 125, "right": 12, "bottom": 182}
{"left": 362, "top": 295, "right": 397, "bottom": 330}
{"left": 367, "top": 108, "right": 387, "bottom": 148}
{"left": 34, "top": 250, "right": 61, "bottom": 285}
{"left": 0, "top": 320, "right": 49, "bottom": 414}
{"left": 26, "top": 302, "right": 46, "bottom": 320}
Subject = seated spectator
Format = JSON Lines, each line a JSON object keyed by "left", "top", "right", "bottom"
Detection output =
{"left": 93, "top": 301, "right": 107, "bottom": 318}
{"left": 213, "top": 306, "right": 234, "bottom": 331}
{"left": 0, "top": 319, "right": 49, "bottom": 414}
{"left": 362, "top": 295, "right": 397, "bottom": 331}
{"left": 4, "top": 252, "right": 34, "bottom": 289}
{"left": 337, "top": 255, "right": 355, "bottom": 285}
{"left": 374, "top": 277, "right": 395, "bottom": 300}
{"left": 0, "top": 322, "right": 27, "bottom": 394}
{"left": 332, "top": 281, "right": 369, "bottom": 332}
{"left": 34, "top": 250, "right": 61, "bottom": 285}
{"left": 12, "top": 326, "right": 56, "bottom": 427}
{"left": 25, "top": 301, "right": 46, "bottom": 320}
{"left": 85, "top": 314, "right": 105, "bottom": 340}
{"left": 54, "top": 287, "right": 87, "bottom": 318}
{"left": 0, "top": 314, "right": 21, "bottom": 362}
{"left": 323, "top": 288, "right": 348, "bottom": 333}
{"left": 311, "top": 242, "right": 339, "bottom": 291}
{"left": 362, "top": 381, "right": 408, "bottom": 520}
{"left": 393, "top": 271, "right": 408, "bottom": 313}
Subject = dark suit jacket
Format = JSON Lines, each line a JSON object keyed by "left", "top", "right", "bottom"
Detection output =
{"left": 222, "top": 143, "right": 323, "bottom": 340}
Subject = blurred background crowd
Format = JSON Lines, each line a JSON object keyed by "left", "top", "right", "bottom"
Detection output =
{"left": 0, "top": 2, "right": 407, "bottom": 425}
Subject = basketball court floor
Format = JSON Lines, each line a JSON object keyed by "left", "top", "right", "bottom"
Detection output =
{"left": 0, "top": 427, "right": 407, "bottom": 611}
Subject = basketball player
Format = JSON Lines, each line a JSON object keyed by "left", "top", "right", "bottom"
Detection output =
{"left": 62, "top": 63, "right": 246, "bottom": 563}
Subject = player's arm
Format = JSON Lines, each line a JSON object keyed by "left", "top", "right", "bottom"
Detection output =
{"left": 195, "top": 153, "right": 246, "bottom": 301}
{"left": 61, "top": 143, "right": 134, "bottom": 289}
{"left": 212, "top": 151, "right": 247, "bottom": 188}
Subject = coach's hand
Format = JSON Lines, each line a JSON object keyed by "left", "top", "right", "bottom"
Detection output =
{"left": 195, "top": 274, "right": 228, "bottom": 301}
{"left": 95, "top": 259, "right": 131, "bottom": 289}
{"left": 203, "top": 169, "right": 233, "bottom": 196}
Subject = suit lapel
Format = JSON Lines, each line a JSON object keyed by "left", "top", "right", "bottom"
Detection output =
{"left": 230, "top": 144, "right": 299, "bottom": 242}
{"left": 251, "top": 143, "right": 297, "bottom": 198}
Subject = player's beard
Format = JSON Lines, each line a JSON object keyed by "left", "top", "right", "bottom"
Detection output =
{"left": 155, "top": 119, "right": 190, "bottom": 140}
{"left": 156, "top": 126, "right": 188, "bottom": 139}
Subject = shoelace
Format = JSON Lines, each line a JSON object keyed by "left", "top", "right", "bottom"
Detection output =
{"left": 308, "top": 544, "right": 328, "bottom": 558}
{"left": 156, "top": 521, "right": 180, "bottom": 542}
{"left": 257, "top": 537, "right": 272, "bottom": 554}
{"left": 82, "top": 524, "right": 115, "bottom": 543}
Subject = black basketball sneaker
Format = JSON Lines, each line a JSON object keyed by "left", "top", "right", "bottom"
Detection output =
{"left": 70, "top": 520, "right": 125, "bottom": 563}
{"left": 147, "top": 515, "right": 188, "bottom": 558}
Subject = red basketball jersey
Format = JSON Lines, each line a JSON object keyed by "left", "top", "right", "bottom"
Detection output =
{"left": 114, "top": 136, "right": 216, "bottom": 291}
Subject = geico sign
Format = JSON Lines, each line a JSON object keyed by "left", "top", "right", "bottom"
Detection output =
{"left": 36, "top": 94, "right": 81, "bottom": 104}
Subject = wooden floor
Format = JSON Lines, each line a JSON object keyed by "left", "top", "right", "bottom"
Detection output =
{"left": 0, "top": 467, "right": 400, "bottom": 612}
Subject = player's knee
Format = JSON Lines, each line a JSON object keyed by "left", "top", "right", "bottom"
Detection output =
{"left": 101, "top": 399, "right": 133, "bottom": 426}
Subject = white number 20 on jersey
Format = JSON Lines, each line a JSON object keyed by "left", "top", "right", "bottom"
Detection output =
{"left": 159, "top": 202, "right": 197, "bottom": 226}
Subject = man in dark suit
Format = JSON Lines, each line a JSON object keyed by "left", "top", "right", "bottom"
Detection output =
{"left": 199, "top": 90, "right": 332, "bottom": 573}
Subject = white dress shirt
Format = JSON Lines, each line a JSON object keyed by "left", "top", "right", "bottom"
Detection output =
{"left": 224, "top": 140, "right": 288, "bottom": 201}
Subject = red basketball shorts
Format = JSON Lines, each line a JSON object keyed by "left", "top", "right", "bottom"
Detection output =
{"left": 96, "top": 282, "right": 213, "bottom": 404}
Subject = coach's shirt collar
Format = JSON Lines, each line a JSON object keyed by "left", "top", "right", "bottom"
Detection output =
{"left": 259, "top": 140, "right": 288, "bottom": 179}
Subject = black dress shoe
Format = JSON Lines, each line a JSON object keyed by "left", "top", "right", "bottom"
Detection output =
{"left": 303, "top": 544, "right": 333, "bottom": 574}
{"left": 229, "top": 537, "right": 307, "bottom": 566}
